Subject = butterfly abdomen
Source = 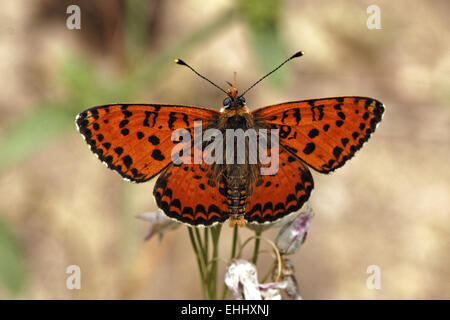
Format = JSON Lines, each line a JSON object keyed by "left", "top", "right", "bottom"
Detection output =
{"left": 224, "top": 171, "right": 247, "bottom": 227}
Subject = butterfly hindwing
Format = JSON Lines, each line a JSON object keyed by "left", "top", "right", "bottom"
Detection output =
{"left": 153, "top": 162, "right": 228, "bottom": 226}
{"left": 252, "top": 96, "right": 385, "bottom": 173}
{"left": 76, "top": 104, "right": 220, "bottom": 182}
{"left": 245, "top": 148, "right": 314, "bottom": 223}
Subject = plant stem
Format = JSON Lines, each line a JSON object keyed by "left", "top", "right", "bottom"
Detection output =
{"left": 208, "top": 224, "right": 222, "bottom": 299}
{"left": 231, "top": 226, "right": 239, "bottom": 259}
{"left": 204, "top": 228, "right": 209, "bottom": 265}
{"left": 187, "top": 227, "right": 207, "bottom": 298}
{"left": 221, "top": 226, "right": 239, "bottom": 299}
{"left": 252, "top": 229, "right": 262, "bottom": 265}
{"left": 194, "top": 227, "right": 208, "bottom": 267}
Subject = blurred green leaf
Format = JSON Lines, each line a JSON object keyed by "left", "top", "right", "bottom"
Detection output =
{"left": 0, "top": 103, "right": 75, "bottom": 170}
{"left": 236, "top": 0, "right": 288, "bottom": 87}
{"left": 125, "top": 0, "right": 151, "bottom": 62}
{"left": 59, "top": 55, "right": 103, "bottom": 102}
{"left": 0, "top": 215, "right": 28, "bottom": 296}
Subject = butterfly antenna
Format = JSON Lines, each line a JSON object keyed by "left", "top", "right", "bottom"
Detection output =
{"left": 239, "top": 50, "right": 304, "bottom": 98}
{"left": 174, "top": 58, "right": 228, "bottom": 94}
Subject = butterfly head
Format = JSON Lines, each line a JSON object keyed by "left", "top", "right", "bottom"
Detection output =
{"left": 223, "top": 87, "right": 246, "bottom": 110}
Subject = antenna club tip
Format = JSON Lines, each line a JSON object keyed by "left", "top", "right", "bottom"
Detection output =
{"left": 291, "top": 51, "right": 305, "bottom": 59}
{"left": 174, "top": 58, "right": 186, "bottom": 66}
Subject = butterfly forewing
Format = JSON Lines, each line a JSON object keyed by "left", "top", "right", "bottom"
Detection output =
{"left": 252, "top": 96, "right": 385, "bottom": 173}
{"left": 76, "top": 104, "right": 220, "bottom": 182}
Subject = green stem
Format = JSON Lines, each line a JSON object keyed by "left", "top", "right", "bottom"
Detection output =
{"left": 187, "top": 227, "right": 207, "bottom": 298}
{"left": 207, "top": 224, "right": 222, "bottom": 299}
{"left": 231, "top": 226, "right": 239, "bottom": 259}
{"left": 194, "top": 227, "right": 208, "bottom": 267}
{"left": 221, "top": 226, "right": 239, "bottom": 299}
{"left": 252, "top": 230, "right": 262, "bottom": 265}
{"left": 204, "top": 228, "right": 209, "bottom": 265}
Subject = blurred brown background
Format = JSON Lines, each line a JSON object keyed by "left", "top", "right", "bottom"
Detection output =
{"left": 0, "top": 0, "right": 449, "bottom": 299}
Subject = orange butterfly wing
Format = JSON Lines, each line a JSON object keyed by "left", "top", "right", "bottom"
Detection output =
{"left": 252, "top": 96, "right": 385, "bottom": 173}
{"left": 76, "top": 104, "right": 219, "bottom": 182}
{"left": 153, "top": 162, "right": 228, "bottom": 226}
{"left": 245, "top": 148, "right": 314, "bottom": 223}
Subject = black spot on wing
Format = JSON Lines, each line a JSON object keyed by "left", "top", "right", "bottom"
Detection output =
{"left": 148, "top": 135, "right": 160, "bottom": 145}
{"left": 333, "top": 146, "right": 343, "bottom": 159}
{"left": 303, "top": 142, "right": 315, "bottom": 155}
{"left": 114, "top": 147, "right": 123, "bottom": 156}
{"left": 337, "top": 112, "right": 346, "bottom": 120}
{"left": 122, "top": 110, "right": 132, "bottom": 118}
{"left": 119, "top": 120, "right": 129, "bottom": 128}
{"left": 151, "top": 149, "right": 165, "bottom": 161}
{"left": 122, "top": 155, "right": 133, "bottom": 168}
{"left": 341, "top": 138, "right": 349, "bottom": 147}
{"left": 308, "top": 128, "right": 319, "bottom": 138}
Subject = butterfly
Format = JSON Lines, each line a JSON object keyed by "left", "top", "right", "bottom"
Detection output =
{"left": 76, "top": 51, "right": 385, "bottom": 227}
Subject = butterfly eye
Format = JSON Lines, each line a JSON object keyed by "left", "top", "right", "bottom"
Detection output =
{"left": 223, "top": 97, "right": 231, "bottom": 106}
{"left": 238, "top": 96, "right": 246, "bottom": 104}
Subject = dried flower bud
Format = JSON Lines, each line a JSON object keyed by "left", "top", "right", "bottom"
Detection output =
{"left": 259, "top": 281, "right": 288, "bottom": 300}
{"left": 280, "top": 259, "right": 302, "bottom": 300}
{"left": 275, "top": 204, "right": 314, "bottom": 255}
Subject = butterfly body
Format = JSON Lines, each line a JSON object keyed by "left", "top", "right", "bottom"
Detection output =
{"left": 76, "top": 55, "right": 385, "bottom": 227}
{"left": 202, "top": 89, "right": 268, "bottom": 227}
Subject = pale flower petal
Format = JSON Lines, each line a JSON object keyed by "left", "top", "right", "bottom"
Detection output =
{"left": 259, "top": 281, "right": 288, "bottom": 300}
{"left": 281, "top": 259, "right": 302, "bottom": 300}
{"left": 136, "top": 209, "right": 181, "bottom": 242}
{"left": 275, "top": 204, "right": 314, "bottom": 255}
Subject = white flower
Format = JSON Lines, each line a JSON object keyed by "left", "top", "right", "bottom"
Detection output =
{"left": 225, "top": 259, "right": 262, "bottom": 300}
